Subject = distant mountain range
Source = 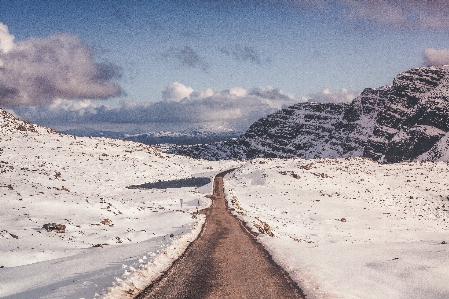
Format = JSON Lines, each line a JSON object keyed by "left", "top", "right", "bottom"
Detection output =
{"left": 60, "top": 127, "right": 242, "bottom": 146}
{"left": 171, "top": 66, "right": 449, "bottom": 163}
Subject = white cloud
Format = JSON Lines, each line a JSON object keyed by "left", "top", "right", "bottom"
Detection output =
{"left": 162, "top": 82, "right": 194, "bottom": 102}
{"left": 423, "top": 48, "right": 449, "bottom": 67}
{"left": 229, "top": 87, "right": 248, "bottom": 98}
{"left": 0, "top": 22, "right": 14, "bottom": 54}
{"left": 48, "top": 99, "right": 102, "bottom": 116}
{"left": 191, "top": 88, "right": 214, "bottom": 99}
{"left": 0, "top": 23, "right": 122, "bottom": 107}
{"left": 14, "top": 84, "right": 299, "bottom": 131}
{"left": 306, "top": 88, "right": 358, "bottom": 103}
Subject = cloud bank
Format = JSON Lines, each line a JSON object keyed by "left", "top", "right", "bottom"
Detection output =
{"left": 15, "top": 83, "right": 299, "bottom": 131}
{"left": 0, "top": 23, "right": 14, "bottom": 54}
{"left": 423, "top": 48, "right": 449, "bottom": 67}
{"left": 0, "top": 22, "right": 122, "bottom": 107}
{"left": 304, "top": 88, "right": 358, "bottom": 104}
{"left": 162, "top": 82, "right": 194, "bottom": 102}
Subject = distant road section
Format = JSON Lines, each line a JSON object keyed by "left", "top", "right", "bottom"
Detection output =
{"left": 134, "top": 169, "right": 305, "bottom": 299}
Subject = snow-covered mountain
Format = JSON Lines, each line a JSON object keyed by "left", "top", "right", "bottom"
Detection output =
{"left": 172, "top": 66, "right": 449, "bottom": 162}
{"left": 60, "top": 126, "right": 242, "bottom": 146}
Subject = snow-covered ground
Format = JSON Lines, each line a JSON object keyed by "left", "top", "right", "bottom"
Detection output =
{"left": 0, "top": 110, "right": 239, "bottom": 299}
{"left": 225, "top": 158, "right": 449, "bottom": 299}
{"left": 3, "top": 106, "right": 449, "bottom": 299}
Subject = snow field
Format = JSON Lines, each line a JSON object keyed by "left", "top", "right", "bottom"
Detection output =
{"left": 225, "top": 158, "right": 449, "bottom": 299}
{"left": 0, "top": 121, "right": 239, "bottom": 298}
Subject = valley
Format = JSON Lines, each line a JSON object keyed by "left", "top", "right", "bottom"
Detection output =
{"left": 2, "top": 66, "right": 449, "bottom": 299}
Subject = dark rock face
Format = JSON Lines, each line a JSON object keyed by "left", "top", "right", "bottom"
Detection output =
{"left": 364, "top": 66, "right": 449, "bottom": 162}
{"left": 172, "top": 66, "right": 449, "bottom": 163}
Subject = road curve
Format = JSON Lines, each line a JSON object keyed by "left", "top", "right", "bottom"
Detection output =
{"left": 134, "top": 169, "right": 305, "bottom": 299}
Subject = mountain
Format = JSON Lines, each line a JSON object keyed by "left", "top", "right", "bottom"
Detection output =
{"left": 123, "top": 129, "right": 241, "bottom": 146}
{"left": 171, "top": 66, "right": 449, "bottom": 162}
{"left": 60, "top": 127, "right": 242, "bottom": 146}
{"left": 364, "top": 66, "right": 449, "bottom": 162}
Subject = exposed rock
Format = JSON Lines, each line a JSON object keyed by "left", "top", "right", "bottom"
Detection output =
{"left": 42, "top": 223, "right": 66, "bottom": 233}
{"left": 0, "top": 108, "right": 55, "bottom": 135}
{"left": 100, "top": 219, "right": 113, "bottom": 226}
{"left": 364, "top": 66, "right": 449, "bottom": 162}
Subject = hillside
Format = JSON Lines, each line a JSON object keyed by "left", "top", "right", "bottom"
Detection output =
{"left": 2, "top": 108, "right": 449, "bottom": 299}
{"left": 225, "top": 157, "right": 449, "bottom": 299}
{"left": 0, "top": 108, "right": 237, "bottom": 298}
{"left": 172, "top": 66, "right": 449, "bottom": 163}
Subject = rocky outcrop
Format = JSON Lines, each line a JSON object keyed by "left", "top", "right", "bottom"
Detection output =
{"left": 364, "top": 66, "right": 449, "bottom": 162}
{"left": 173, "top": 66, "right": 449, "bottom": 163}
{"left": 0, "top": 108, "right": 57, "bottom": 135}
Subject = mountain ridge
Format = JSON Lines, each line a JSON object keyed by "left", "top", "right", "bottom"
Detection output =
{"left": 171, "top": 66, "right": 449, "bottom": 162}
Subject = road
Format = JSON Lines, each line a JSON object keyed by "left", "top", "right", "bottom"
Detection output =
{"left": 134, "top": 170, "right": 305, "bottom": 299}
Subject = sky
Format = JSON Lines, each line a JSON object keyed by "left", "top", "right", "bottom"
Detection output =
{"left": 2, "top": 0, "right": 449, "bottom": 133}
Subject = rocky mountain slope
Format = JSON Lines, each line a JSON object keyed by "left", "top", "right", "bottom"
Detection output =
{"left": 172, "top": 66, "right": 449, "bottom": 163}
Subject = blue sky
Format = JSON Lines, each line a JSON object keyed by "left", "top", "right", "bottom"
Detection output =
{"left": 2, "top": 0, "right": 449, "bottom": 132}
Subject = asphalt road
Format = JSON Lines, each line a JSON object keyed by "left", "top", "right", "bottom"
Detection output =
{"left": 134, "top": 170, "right": 305, "bottom": 299}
